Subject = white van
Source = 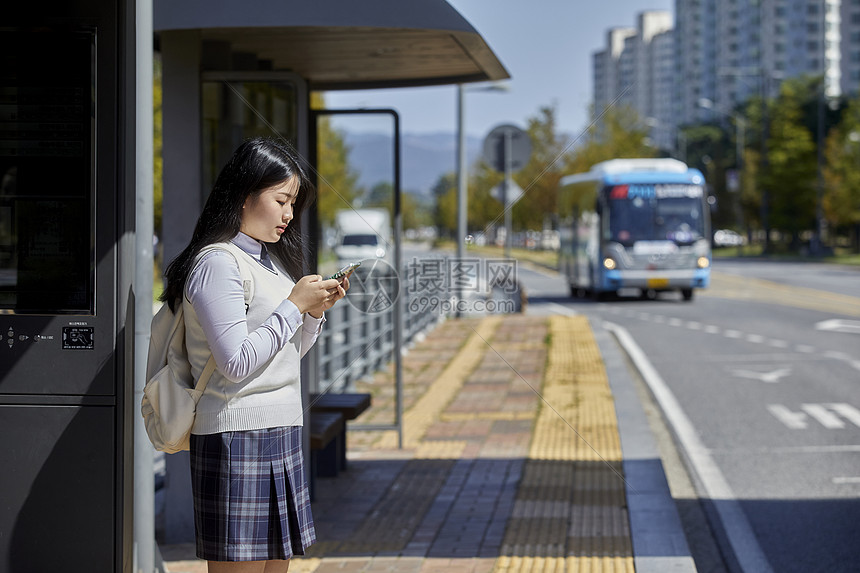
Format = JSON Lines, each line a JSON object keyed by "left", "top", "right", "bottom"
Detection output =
{"left": 333, "top": 208, "right": 392, "bottom": 262}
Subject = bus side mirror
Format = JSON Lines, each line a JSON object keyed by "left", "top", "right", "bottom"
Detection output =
{"left": 595, "top": 200, "right": 603, "bottom": 215}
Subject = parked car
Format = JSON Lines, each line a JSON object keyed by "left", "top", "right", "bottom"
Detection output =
{"left": 713, "top": 229, "right": 746, "bottom": 247}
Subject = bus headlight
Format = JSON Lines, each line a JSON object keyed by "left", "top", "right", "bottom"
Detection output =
{"left": 697, "top": 256, "right": 710, "bottom": 269}
{"left": 603, "top": 257, "right": 617, "bottom": 270}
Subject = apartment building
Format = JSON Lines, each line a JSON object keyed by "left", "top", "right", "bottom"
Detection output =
{"left": 843, "top": 0, "right": 860, "bottom": 93}
{"left": 591, "top": 12, "right": 674, "bottom": 150}
{"left": 592, "top": 0, "right": 860, "bottom": 148}
{"left": 593, "top": 27, "right": 636, "bottom": 114}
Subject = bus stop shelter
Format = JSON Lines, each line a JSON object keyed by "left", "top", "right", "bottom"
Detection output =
{"left": 154, "top": 0, "right": 509, "bottom": 544}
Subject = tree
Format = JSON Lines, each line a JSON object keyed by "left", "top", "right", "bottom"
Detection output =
{"left": 558, "top": 105, "right": 654, "bottom": 218}
{"left": 509, "top": 105, "right": 568, "bottom": 229}
{"left": 431, "top": 172, "right": 457, "bottom": 237}
{"left": 824, "top": 95, "right": 860, "bottom": 251}
{"left": 153, "top": 56, "right": 163, "bottom": 240}
{"left": 364, "top": 181, "right": 393, "bottom": 212}
{"left": 310, "top": 93, "right": 361, "bottom": 227}
{"left": 762, "top": 79, "right": 818, "bottom": 246}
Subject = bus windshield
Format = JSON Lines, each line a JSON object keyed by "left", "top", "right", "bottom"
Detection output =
{"left": 606, "top": 183, "right": 705, "bottom": 246}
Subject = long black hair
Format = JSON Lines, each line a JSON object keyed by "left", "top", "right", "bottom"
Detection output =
{"left": 160, "top": 137, "right": 315, "bottom": 311}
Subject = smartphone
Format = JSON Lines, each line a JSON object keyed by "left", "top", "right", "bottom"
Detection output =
{"left": 327, "top": 261, "right": 361, "bottom": 282}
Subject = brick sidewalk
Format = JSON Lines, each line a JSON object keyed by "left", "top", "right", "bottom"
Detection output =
{"left": 165, "top": 314, "right": 635, "bottom": 573}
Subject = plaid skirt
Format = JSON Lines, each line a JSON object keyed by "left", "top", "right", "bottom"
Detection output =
{"left": 190, "top": 426, "right": 316, "bottom": 561}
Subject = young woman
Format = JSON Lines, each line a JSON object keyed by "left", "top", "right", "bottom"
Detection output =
{"left": 161, "top": 137, "right": 346, "bottom": 572}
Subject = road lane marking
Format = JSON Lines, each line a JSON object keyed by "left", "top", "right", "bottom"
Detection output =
{"left": 815, "top": 319, "right": 860, "bottom": 334}
{"left": 768, "top": 405, "right": 808, "bottom": 429}
{"left": 704, "top": 353, "right": 829, "bottom": 363}
{"left": 802, "top": 404, "right": 846, "bottom": 429}
{"left": 828, "top": 403, "right": 860, "bottom": 427}
{"left": 769, "top": 403, "right": 860, "bottom": 429}
{"left": 605, "top": 321, "right": 775, "bottom": 573}
{"left": 833, "top": 477, "right": 860, "bottom": 484}
{"left": 708, "top": 445, "right": 860, "bottom": 455}
{"left": 730, "top": 367, "right": 791, "bottom": 383}
{"left": 596, "top": 306, "right": 860, "bottom": 373}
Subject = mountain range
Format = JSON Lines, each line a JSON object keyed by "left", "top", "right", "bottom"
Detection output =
{"left": 342, "top": 131, "right": 484, "bottom": 196}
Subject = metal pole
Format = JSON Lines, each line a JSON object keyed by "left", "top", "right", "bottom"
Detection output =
{"left": 392, "top": 111, "right": 404, "bottom": 449}
{"left": 757, "top": 1, "right": 771, "bottom": 253}
{"left": 456, "top": 85, "right": 466, "bottom": 316}
{"left": 736, "top": 115, "right": 746, "bottom": 256}
{"left": 814, "top": 0, "right": 826, "bottom": 255}
{"left": 504, "top": 129, "right": 512, "bottom": 258}
{"left": 134, "top": 0, "right": 156, "bottom": 571}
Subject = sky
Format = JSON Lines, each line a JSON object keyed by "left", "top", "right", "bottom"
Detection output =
{"left": 324, "top": 0, "right": 673, "bottom": 140}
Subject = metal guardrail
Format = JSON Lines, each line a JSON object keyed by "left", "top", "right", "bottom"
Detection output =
{"left": 315, "top": 262, "right": 445, "bottom": 393}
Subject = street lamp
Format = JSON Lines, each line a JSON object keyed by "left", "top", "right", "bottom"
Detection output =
{"left": 456, "top": 81, "right": 509, "bottom": 316}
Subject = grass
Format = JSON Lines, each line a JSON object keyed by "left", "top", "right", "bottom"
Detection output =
{"left": 712, "top": 243, "right": 860, "bottom": 266}
{"left": 433, "top": 238, "right": 560, "bottom": 269}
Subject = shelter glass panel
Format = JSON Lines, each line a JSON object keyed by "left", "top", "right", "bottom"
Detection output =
{"left": 201, "top": 80, "right": 299, "bottom": 197}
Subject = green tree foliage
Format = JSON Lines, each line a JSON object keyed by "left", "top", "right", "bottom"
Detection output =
{"left": 432, "top": 172, "right": 457, "bottom": 237}
{"left": 434, "top": 104, "right": 576, "bottom": 239}
{"left": 402, "top": 192, "right": 435, "bottom": 230}
{"left": 311, "top": 93, "right": 361, "bottom": 226}
{"left": 153, "top": 56, "right": 163, "bottom": 239}
{"left": 680, "top": 124, "right": 730, "bottom": 227}
{"left": 823, "top": 95, "right": 860, "bottom": 250}
{"left": 559, "top": 105, "right": 654, "bottom": 218}
{"left": 509, "top": 106, "right": 567, "bottom": 229}
{"left": 467, "top": 161, "right": 504, "bottom": 234}
{"left": 763, "top": 80, "right": 818, "bottom": 242}
{"left": 364, "top": 181, "right": 393, "bottom": 211}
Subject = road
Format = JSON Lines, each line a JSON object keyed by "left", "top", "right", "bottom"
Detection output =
{"left": 519, "top": 257, "right": 860, "bottom": 573}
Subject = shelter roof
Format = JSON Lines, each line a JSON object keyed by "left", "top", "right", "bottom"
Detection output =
{"left": 154, "top": 0, "right": 509, "bottom": 90}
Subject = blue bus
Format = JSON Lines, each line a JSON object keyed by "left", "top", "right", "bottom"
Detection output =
{"left": 559, "top": 158, "right": 711, "bottom": 301}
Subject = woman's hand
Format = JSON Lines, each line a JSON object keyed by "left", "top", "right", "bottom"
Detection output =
{"left": 307, "top": 274, "right": 349, "bottom": 318}
{"left": 287, "top": 274, "right": 349, "bottom": 318}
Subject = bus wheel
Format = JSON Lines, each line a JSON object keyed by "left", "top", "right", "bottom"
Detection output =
{"left": 681, "top": 288, "right": 694, "bottom": 301}
{"left": 641, "top": 289, "right": 658, "bottom": 300}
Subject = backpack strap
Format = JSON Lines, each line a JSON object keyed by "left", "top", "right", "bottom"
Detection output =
{"left": 195, "top": 243, "right": 255, "bottom": 309}
{"left": 190, "top": 243, "right": 256, "bottom": 394}
{"left": 195, "top": 355, "right": 218, "bottom": 393}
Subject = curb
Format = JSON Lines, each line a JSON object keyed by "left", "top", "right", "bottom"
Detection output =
{"left": 593, "top": 321, "right": 698, "bottom": 573}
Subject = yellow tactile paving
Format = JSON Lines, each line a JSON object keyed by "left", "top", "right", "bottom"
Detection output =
{"left": 493, "top": 315, "right": 634, "bottom": 573}
{"left": 374, "top": 315, "right": 503, "bottom": 449}
{"left": 704, "top": 270, "right": 860, "bottom": 316}
{"left": 439, "top": 411, "right": 536, "bottom": 422}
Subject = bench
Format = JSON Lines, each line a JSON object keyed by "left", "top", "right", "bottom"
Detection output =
{"left": 310, "top": 392, "right": 371, "bottom": 471}
{"left": 308, "top": 411, "right": 344, "bottom": 500}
